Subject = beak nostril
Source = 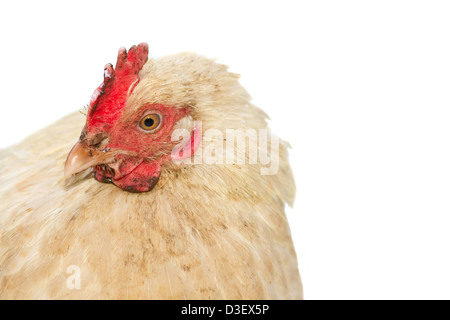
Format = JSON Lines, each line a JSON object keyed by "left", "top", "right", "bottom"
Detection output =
{"left": 86, "top": 132, "right": 108, "bottom": 148}
{"left": 64, "top": 139, "right": 116, "bottom": 179}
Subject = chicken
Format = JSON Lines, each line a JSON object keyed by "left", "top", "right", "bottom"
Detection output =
{"left": 0, "top": 43, "right": 302, "bottom": 299}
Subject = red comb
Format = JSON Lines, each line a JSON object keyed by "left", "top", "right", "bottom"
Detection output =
{"left": 87, "top": 43, "right": 149, "bottom": 129}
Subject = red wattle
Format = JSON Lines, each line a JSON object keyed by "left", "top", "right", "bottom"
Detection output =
{"left": 112, "top": 160, "right": 161, "bottom": 193}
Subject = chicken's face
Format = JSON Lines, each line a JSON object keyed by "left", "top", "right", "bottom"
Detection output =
{"left": 65, "top": 43, "right": 197, "bottom": 193}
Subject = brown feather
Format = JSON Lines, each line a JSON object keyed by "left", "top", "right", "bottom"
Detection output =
{"left": 0, "top": 52, "right": 302, "bottom": 299}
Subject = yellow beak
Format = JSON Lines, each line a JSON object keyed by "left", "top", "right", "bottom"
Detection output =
{"left": 64, "top": 141, "right": 115, "bottom": 178}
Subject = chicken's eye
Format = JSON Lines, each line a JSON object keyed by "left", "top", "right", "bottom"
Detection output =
{"left": 139, "top": 114, "right": 161, "bottom": 131}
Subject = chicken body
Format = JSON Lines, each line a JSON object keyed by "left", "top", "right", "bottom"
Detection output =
{"left": 0, "top": 50, "right": 302, "bottom": 299}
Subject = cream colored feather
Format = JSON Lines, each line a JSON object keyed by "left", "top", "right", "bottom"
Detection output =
{"left": 0, "top": 52, "right": 302, "bottom": 299}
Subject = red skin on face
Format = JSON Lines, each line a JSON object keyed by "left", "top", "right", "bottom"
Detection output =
{"left": 82, "top": 43, "right": 194, "bottom": 193}
{"left": 92, "top": 104, "right": 190, "bottom": 193}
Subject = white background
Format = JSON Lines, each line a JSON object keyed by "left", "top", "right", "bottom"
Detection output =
{"left": 1, "top": 1, "right": 450, "bottom": 300}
